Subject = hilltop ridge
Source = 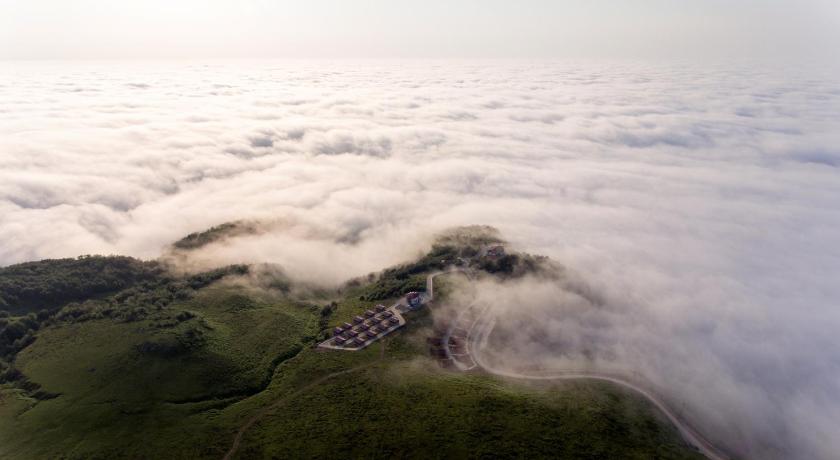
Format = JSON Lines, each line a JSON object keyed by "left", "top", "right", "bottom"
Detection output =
{"left": 0, "top": 225, "right": 703, "bottom": 460}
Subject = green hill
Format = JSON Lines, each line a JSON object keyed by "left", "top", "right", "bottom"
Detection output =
{"left": 0, "top": 229, "right": 705, "bottom": 459}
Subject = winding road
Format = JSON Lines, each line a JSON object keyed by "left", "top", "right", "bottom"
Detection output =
{"left": 224, "top": 267, "right": 730, "bottom": 460}
{"left": 430, "top": 269, "right": 730, "bottom": 460}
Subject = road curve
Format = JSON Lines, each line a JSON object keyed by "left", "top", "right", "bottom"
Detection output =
{"left": 429, "top": 270, "right": 729, "bottom": 460}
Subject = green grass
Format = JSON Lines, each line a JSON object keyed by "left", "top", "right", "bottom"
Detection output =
{"left": 238, "top": 363, "right": 704, "bottom": 460}
{"left": 0, "top": 242, "right": 707, "bottom": 460}
{"left": 218, "top": 304, "right": 702, "bottom": 460}
{"left": 0, "top": 284, "right": 319, "bottom": 459}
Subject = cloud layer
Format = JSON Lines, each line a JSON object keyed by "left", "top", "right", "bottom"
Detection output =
{"left": 1, "top": 60, "right": 840, "bottom": 459}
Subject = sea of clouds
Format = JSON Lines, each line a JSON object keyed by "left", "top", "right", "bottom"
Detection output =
{"left": 1, "top": 60, "right": 839, "bottom": 459}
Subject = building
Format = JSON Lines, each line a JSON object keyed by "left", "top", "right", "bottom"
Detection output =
{"left": 353, "top": 315, "right": 365, "bottom": 324}
{"left": 379, "top": 320, "right": 391, "bottom": 329}
{"left": 335, "top": 336, "right": 347, "bottom": 345}
{"left": 406, "top": 291, "right": 422, "bottom": 308}
{"left": 374, "top": 304, "right": 387, "bottom": 313}
{"left": 369, "top": 327, "right": 380, "bottom": 335}
{"left": 342, "top": 322, "right": 353, "bottom": 330}
{"left": 333, "top": 326, "right": 345, "bottom": 337}
{"left": 347, "top": 330, "right": 359, "bottom": 338}
{"left": 388, "top": 316, "right": 399, "bottom": 325}
{"left": 381, "top": 311, "right": 394, "bottom": 318}
{"left": 364, "top": 309, "right": 376, "bottom": 318}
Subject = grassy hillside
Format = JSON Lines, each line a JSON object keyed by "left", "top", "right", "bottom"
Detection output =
{"left": 0, "top": 283, "right": 318, "bottom": 459}
{"left": 230, "top": 306, "right": 704, "bottom": 460}
{"left": 0, "top": 228, "right": 707, "bottom": 459}
{"left": 240, "top": 365, "right": 703, "bottom": 460}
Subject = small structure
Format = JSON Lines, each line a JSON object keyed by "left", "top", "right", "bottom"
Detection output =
{"left": 353, "top": 315, "right": 365, "bottom": 324}
{"left": 347, "top": 330, "right": 359, "bottom": 338}
{"left": 364, "top": 309, "right": 376, "bottom": 318}
{"left": 342, "top": 322, "right": 353, "bottom": 330}
{"left": 406, "top": 291, "right": 422, "bottom": 309}
{"left": 369, "top": 327, "right": 380, "bottom": 335}
{"left": 388, "top": 316, "right": 399, "bottom": 325}
{"left": 374, "top": 304, "right": 387, "bottom": 313}
{"left": 353, "top": 337, "right": 366, "bottom": 346}
{"left": 379, "top": 320, "right": 392, "bottom": 329}
{"left": 358, "top": 323, "right": 370, "bottom": 331}
{"left": 335, "top": 336, "right": 347, "bottom": 345}
{"left": 381, "top": 311, "right": 394, "bottom": 318}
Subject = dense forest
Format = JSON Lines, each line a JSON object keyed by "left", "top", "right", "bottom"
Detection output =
{"left": 0, "top": 256, "right": 163, "bottom": 315}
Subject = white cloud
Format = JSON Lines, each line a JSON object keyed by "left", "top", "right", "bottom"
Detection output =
{"left": 1, "top": 59, "right": 840, "bottom": 459}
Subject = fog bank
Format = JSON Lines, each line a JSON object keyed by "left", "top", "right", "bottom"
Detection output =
{"left": 1, "top": 60, "right": 839, "bottom": 459}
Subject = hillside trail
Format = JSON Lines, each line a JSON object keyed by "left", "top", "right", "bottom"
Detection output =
{"left": 222, "top": 343, "right": 387, "bottom": 460}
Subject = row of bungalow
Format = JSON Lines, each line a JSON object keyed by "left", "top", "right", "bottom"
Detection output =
{"left": 331, "top": 304, "right": 400, "bottom": 348}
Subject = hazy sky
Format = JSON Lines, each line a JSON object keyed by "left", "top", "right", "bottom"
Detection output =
{"left": 2, "top": 0, "right": 839, "bottom": 59}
